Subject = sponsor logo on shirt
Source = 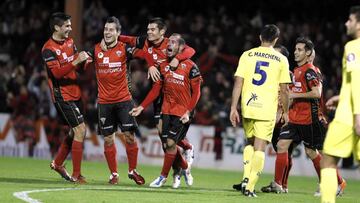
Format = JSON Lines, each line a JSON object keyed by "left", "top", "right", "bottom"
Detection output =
{"left": 97, "top": 67, "right": 122, "bottom": 74}
{"left": 60, "top": 52, "right": 74, "bottom": 63}
{"left": 246, "top": 93, "right": 258, "bottom": 106}
{"left": 172, "top": 72, "right": 184, "bottom": 80}
{"left": 166, "top": 78, "right": 184, "bottom": 86}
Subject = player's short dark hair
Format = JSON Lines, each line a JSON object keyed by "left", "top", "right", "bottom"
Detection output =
{"left": 171, "top": 33, "right": 185, "bottom": 46}
{"left": 350, "top": 6, "right": 360, "bottom": 21}
{"left": 274, "top": 44, "right": 289, "bottom": 58}
{"left": 296, "top": 36, "right": 314, "bottom": 55}
{"left": 49, "top": 12, "right": 71, "bottom": 32}
{"left": 260, "top": 24, "right": 280, "bottom": 43}
{"left": 106, "top": 16, "right": 121, "bottom": 32}
{"left": 149, "top": 17, "right": 167, "bottom": 31}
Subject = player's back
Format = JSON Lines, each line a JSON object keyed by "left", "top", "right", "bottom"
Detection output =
{"left": 334, "top": 38, "right": 360, "bottom": 126}
{"left": 235, "top": 46, "right": 290, "bottom": 121}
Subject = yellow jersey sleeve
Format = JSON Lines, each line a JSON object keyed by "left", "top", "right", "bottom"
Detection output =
{"left": 279, "top": 56, "right": 291, "bottom": 83}
{"left": 345, "top": 39, "right": 360, "bottom": 72}
{"left": 234, "top": 51, "right": 248, "bottom": 78}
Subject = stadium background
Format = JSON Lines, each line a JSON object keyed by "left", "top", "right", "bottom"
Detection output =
{"left": 1, "top": 0, "right": 360, "bottom": 198}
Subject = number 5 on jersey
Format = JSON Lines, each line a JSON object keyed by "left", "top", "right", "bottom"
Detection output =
{"left": 252, "top": 60, "right": 269, "bottom": 86}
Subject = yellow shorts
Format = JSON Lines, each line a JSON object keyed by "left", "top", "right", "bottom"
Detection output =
{"left": 323, "top": 121, "right": 360, "bottom": 159}
{"left": 242, "top": 117, "right": 275, "bottom": 142}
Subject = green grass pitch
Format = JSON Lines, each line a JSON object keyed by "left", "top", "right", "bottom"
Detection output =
{"left": 0, "top": 157, "right": 358, "bottom": 203}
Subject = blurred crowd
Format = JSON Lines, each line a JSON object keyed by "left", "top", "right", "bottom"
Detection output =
{"left": 0, "top": 0, "right": 355, "bottom": 161}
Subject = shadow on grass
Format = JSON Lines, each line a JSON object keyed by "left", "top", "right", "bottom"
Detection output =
{"left": 0, "top": 177, "right": 74, "bottom": 185}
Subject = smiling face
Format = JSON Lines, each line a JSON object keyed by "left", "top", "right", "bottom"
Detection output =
{"left": 55, "top": 19, "right": 72, "bottom": 39}
{"left": 147, "top": 23, "right": 164, "bottom": 42}
{"left": 103, "top": 22, "right": 120, "bottom": 45}
{"left": 294, "top": 43, "right": 310, "bottom": 65}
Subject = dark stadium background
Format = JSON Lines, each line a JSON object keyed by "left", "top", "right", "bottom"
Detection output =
{"left": 0, "top": 0, "right": 358, "bottom": 166}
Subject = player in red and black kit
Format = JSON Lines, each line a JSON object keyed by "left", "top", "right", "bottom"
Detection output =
{"left": 117, "top": 18, "right": 196, "bottom": 167}
{"left": 130, "top": 34, "right": 202, "bottom": 188}
{"left": 86, "top": 17, "right": 145, "bottom": 185}
{"left": 261, "top": 37, "right": 345, "bottom": 195}
{"left": 41, "top": 12, "right": 89, "bottom": 184}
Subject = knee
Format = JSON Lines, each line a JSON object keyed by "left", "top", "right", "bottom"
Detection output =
{"left": 246, "top": 137, "right": 254, "bottom": 146}
{"left": 320, "top": 154, "right": 338, "bottom": 168}
{"left": 277, "top": 140, "right": 289, "bottom": 152}
{"left": 165, "top": 139, "right": 176, "bottom": 152}
{"left": 305, "top": 148, "right": 317, "bottom": 159}
{"left": 124, "top": 131, "right": 135, "bottom": 144}
{"left": 73, "top": 123, "right": 86, "bottom": 141}
{"left": 104, "top": 134, "right": 115, "bottom": 146}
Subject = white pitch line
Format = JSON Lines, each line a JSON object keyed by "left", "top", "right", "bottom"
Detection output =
{"left": 13, "top": 188, "right": 80, "bottom": 203}
{"left": 13, "top": 187, "right": 226, "bottom": 203}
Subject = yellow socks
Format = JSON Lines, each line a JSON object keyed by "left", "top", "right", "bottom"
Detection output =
{"left": 320, "top": 168, "right": 337, "bottom": 203}
{"left": 246, "top": 150, "right": 265, "bottom": 192}
{"left": 242, "top": 145, "right": 254, "bottom": 180}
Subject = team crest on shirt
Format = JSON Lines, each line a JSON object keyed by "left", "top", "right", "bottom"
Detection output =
{"left": 181, "top": 63, "right": 186, "bottom": 69}
{"left": 116, "top": 51, "right": 122, "bottom": 57}
{"left": 148, "top": 47, "right": 153, "bottom": 54}
{"left": 347, "top": 53, "right": 355, "bottom": 62}
{"left": 55, "top": 49, "right": 61, "bottom": 55}
{"left": 165, "top": 65, "right": 170, "bottom": 72}
{"left": 98, "top": 52, "right": 104, "bottom": 58}
{"left": 67, "top": 43, "right": 72, "bottom": 48}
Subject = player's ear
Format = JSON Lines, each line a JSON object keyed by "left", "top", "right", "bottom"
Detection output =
{"left": 306, "top": 49, "right": 312, "bottom": 56}
{"left": 160, "top": 29, "right": 166, "bottom": 36}
{"left": 54, "top": 25, "right": 60, "bottom": 32}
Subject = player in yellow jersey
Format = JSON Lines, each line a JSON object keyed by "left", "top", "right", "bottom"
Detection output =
{"left": 320, "top": 6, "right": 360, "bottom": 203}
{"left": 230, "top": 24, "right": 291, "bottom": 197}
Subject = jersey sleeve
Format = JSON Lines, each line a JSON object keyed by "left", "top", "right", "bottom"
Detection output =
{"left": 175, "top": 44, "right": 195, "bottom": 61}
{"left": 234, "top": 52, "right": 247, "bottom": 78}
{"left": 135, "top": 35, "right": 147, "bottom": 49}
{"left": 86, "top": 48, "right": 95, "bottom": 59}
{"left": 125, "top": 44, "right": 136, "bottom": 59}
{"left": 345, "top": 45, "right": 360, "bottom": 72}
{"left": 42, "top": 49, "right": 76, "bottom": 79}
{"left": 188, "top": 65, "right": 202, "bottom": 111}
{"left": 140, "top": 80, "right": 163, "bottom": 109}
{"left": 189, "top": 64, "right": 201, "bottom": 79}
{"left": 119, "top": 35, "right": 137, "bottom": 47}
{"left": 279, "top": 57, "right": 291, "bottom": 83}
{"left": 351, "top": 68, "right": 360, "bottom": 114}
{"left": 305, "top": 68, "right": 320, "bottom": 89}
